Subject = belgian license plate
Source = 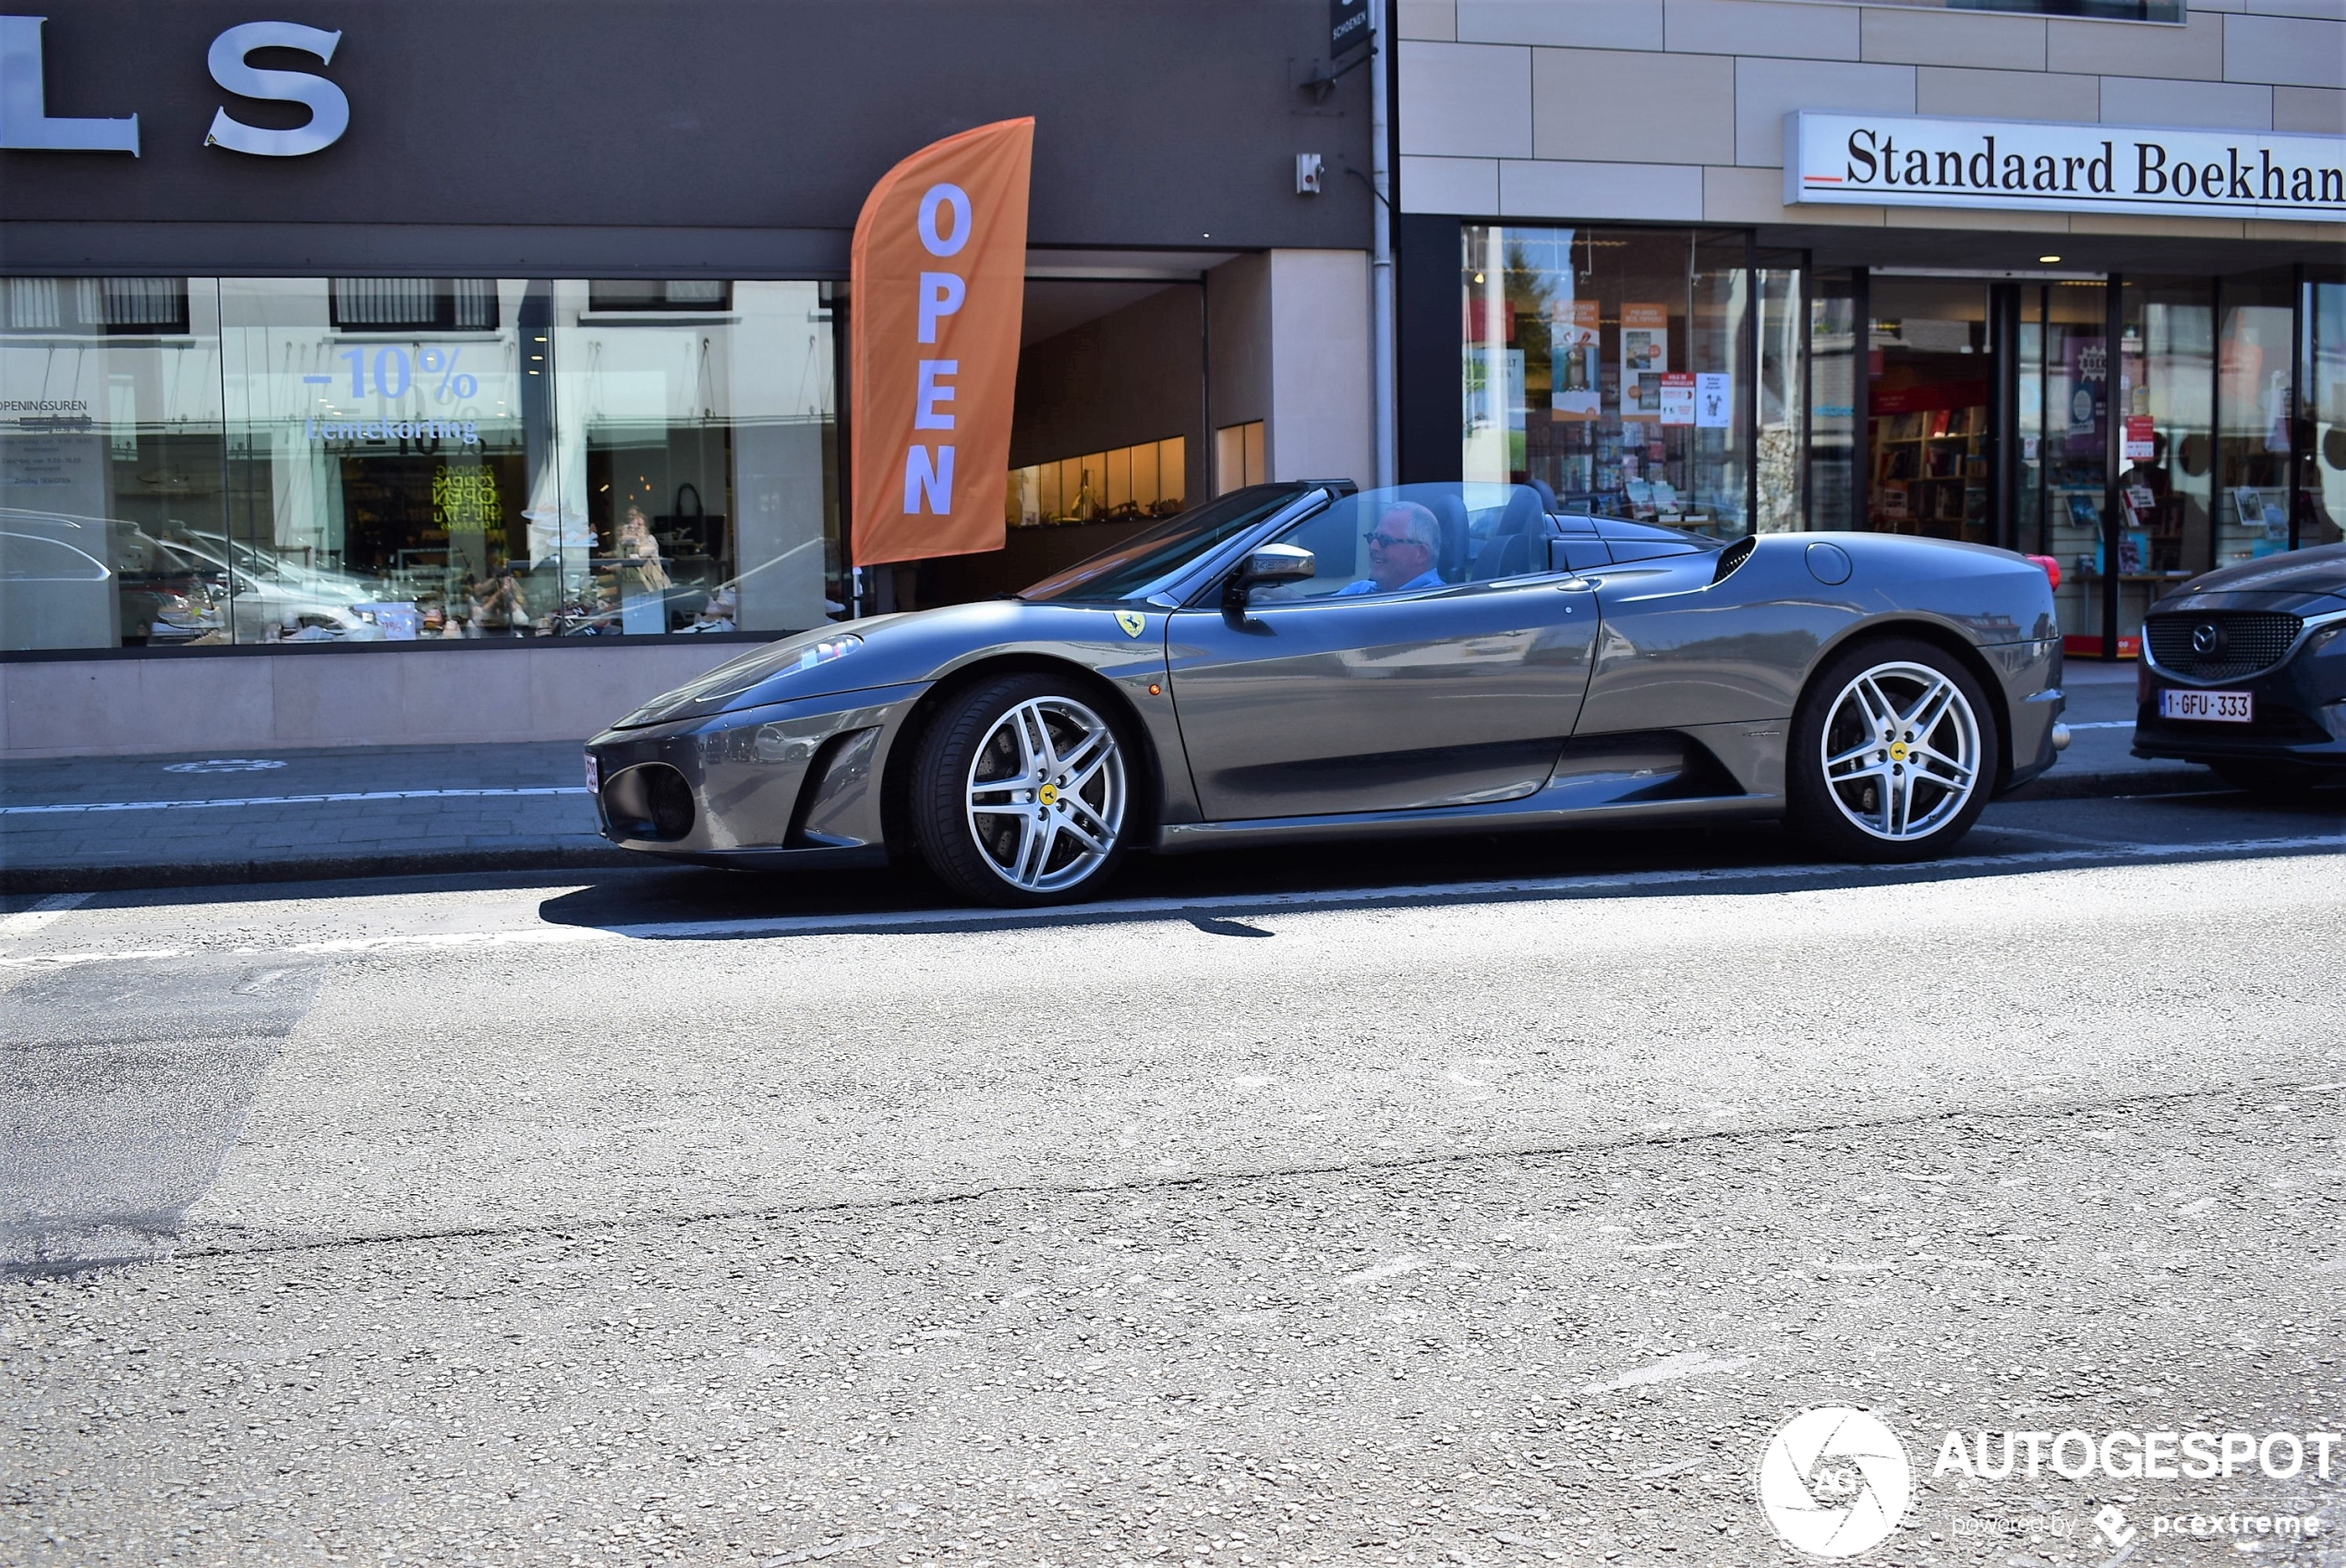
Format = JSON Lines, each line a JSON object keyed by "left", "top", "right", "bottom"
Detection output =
{"left": 2160, "top": 689, "right": 2253, "bottom": 723}
{"left": 583, "top": 752, "right": 601, "bottom": 791}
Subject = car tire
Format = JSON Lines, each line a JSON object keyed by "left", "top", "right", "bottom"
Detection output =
{"left": 1788, "top": 636, "right": 2001, "bottom": 863}
{"left": 2213, "top": 760, "right": 2326, "bottom": 795}
{"left": 910, "top": 672, "right": 1136, "bottom": 907}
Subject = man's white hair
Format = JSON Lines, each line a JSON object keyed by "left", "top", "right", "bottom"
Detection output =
{"left": 1380, "top": 501, "right": 1441, "bottom": 556}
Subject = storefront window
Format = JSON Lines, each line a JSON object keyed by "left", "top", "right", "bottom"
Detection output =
{"left": 2306, "top": 277, "right": 2346, "bottom": 549}
{"left": 558, "top": 281, "right": 839, "bottom": 635}
{"left": 2216, "top": 275, "right": 2298, "bottom": 572}
{"left": 2035, "top": 282, "right": 2111, "bottom": 645}
{"left": 2116, "top": 278, "right": 2216, "bottom": 602}
{"left": 1, "top": 278, "right": 226, "bottom": 651}
{"left": 1010, "top": 436, "right": 1187, "bottom": 527}
{"left": 1756, "top": 256, "right": 1805, "bottom": 534}
{"left": 1461, "top": 225, "right": 1752, "bottom": 537}
{"left": 1867, "top": 277, "right": 1992, "bottom": 544}
{"left": 1807, "top": 270, "right": 1859, "bottom": 532}
{"left": 1, "top": 275, "right": 840, "bottom": 652}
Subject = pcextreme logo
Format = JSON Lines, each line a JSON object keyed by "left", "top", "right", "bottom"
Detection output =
{"left": 1758, "top": 1407, "right": 1914, "bottom": 1558}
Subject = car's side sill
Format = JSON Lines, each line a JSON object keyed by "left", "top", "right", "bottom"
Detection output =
{"left": 1154, "top": 791, "right": 1782, "bottom": 854}
{"left": 621, "top": 844, "right": 891, "bottom": 872}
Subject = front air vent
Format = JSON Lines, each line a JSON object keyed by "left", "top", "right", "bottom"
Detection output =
{"left": 599, "top": 763, "right": 696, "bottom": 842}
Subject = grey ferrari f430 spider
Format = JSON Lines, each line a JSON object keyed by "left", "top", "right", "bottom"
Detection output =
{"left": 587, "top": 481, "right": 2067, "bottom": 905}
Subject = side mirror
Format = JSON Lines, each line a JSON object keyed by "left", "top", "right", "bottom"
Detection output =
{"left": 1225, "top": 543, "right": 1316, "bottom": 608}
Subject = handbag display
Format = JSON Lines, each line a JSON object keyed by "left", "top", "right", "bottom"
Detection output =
{"left": 655, "top": 482, "right": 726, "bottom": 559}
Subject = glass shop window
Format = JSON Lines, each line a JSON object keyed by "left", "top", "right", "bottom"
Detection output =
{"left": 0, "top": 275, "right": 844, "bottom": 652}
{"left": 1009, "top": 436, "right": 1187, "bottom": 527}
{"left": 2308, "top": 277, "right": 2346, "bottom": 549}
{"left": 1461, "top": 224, "right": 1751, "bottom": 538}
{"left": 2116, "top": 278, "right": 2216, "bottom": 594}
{"left": 2215, "top": 275, "right": 2299, "bottom": 570}
{"left": 1215, "top": 422, "right": 1264, "bottom": 495}
{"left": 1, "top": 276, "right": 224, "bottom": 651}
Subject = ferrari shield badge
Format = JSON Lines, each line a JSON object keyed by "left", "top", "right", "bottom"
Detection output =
{"left": 1114, "top": 610, "right": 1147, "bottom": 639}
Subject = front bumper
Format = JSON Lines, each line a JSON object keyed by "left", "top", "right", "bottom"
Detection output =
{"left": 2132, "top": 629, "right": 2346, "bottom": 771}
{"left": 584, "top": 681, "right": 929, "bottom": 867}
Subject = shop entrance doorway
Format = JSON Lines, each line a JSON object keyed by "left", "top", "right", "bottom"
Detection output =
{"left": 1858, "top": 271, "right": 2126, "bottom": 655}
{"left": 1864, "top": 276, "right": 1996, "bottom": 547}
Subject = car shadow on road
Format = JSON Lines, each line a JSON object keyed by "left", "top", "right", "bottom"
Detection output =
{"left": 526, "top": 791, "right": 2342, "bottom": 942}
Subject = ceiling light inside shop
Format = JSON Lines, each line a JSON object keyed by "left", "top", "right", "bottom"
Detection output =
{"left": 2038, "top": 255, "right": 2062, "bottom": 263}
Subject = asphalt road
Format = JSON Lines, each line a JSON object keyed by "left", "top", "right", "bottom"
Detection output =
{"left": 4, "top": 790, "right": 2343, "bottom": 1568}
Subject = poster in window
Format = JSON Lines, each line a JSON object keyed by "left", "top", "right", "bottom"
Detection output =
{"left": 1658, "top": 372, "right": 1696, "bottom": 427}
{"left": 1695, "top": 372, "right": 1732, "bottom": 428}
{"left": 1549, "top": 299, "right": 1601, "bottom": 421}
{"left": 2063, "top": 338, "right": 2107, "bottom": 456}
{"left": 1619, "top": 304, "right": 1668, "bottom": 422}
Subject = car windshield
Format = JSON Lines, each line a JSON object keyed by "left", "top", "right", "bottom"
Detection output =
{"left": 1017, "top": 484, "right": 1324, "bottom": 603}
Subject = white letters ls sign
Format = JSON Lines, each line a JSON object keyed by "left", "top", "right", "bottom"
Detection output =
{"left": 0, "top": 15, "right": 349, "bottom": 157}
{"left": 1786, "top": 111, "right": 2344, "bottom": 223}
{"left": 207, "top": 21, "right": 347, "bottom": 157}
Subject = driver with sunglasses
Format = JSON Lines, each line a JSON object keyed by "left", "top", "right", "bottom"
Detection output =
{"left": 1337, "top": 502, "right": 1445, "bottom": 596}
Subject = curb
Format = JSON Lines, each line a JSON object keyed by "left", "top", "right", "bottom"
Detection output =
{"left": 2, "top": 766, "right": 2285, "bottom": 898}
{"left": 0, "top": 842, "right": 641, "bottom": 897}
{"left": 1998, "top": 765, "right": 2222, "bottom": 803}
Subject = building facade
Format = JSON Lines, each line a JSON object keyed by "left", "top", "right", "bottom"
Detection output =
{"left": 0, "top": 0, "right": 1375, "bottom": 755}
{"left": 1390, "top": 0, "right": 2346, "bottom": 657}
{"left": 6, "top": 0, "right": 2344, "bottom": 761}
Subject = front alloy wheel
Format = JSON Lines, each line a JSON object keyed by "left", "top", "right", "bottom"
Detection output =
{"left": 913, "top": 675, "right": 1133, "bottom": 905}
{"left": 1791, "top": 638, "right": 2000, "bottom": 862}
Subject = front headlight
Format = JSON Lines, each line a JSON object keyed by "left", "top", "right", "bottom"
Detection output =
{"left": 783, "top": 635, "right": 862, "bottom": 673}
{"left": 687, "top": 633, "right": 864, "bottom": 707}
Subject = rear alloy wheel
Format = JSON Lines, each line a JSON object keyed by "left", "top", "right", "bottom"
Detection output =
{"left": 1790, "top": 637, "right": 1999, "bottom": 862}
{"left": 912, "top": 674, "right": 1132, "bottom": 906}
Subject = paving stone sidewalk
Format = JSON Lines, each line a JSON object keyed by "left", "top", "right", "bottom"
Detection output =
{"left": 0, "top": 664, "right": 2207, "bottom": 893}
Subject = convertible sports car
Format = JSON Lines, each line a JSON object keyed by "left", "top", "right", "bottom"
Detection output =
{"left": 586, "top": 481, "right": 2066, "bottom": 905}
{"left": 2131, "top": 541, "right": 2346, "bottom": 790}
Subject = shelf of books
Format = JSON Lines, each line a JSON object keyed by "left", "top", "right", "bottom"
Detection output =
{"left": 1868, "top": 407, "right": 1988, "bottom": 541}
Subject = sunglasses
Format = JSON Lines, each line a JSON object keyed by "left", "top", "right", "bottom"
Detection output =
{"left": 1362, "top": 531, "right": 1429, "bottom": 551}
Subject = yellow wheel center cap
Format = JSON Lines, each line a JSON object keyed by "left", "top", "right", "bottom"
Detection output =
{"left": 1037, "top": 784, "right": 1059, "bottom": 806}
{"left": 1888, "top": 742, "right": 1909, "bottom": 763}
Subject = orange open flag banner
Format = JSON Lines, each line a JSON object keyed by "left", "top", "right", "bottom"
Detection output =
{"left": 849, "top": 116, "right": 1034, "bottom": 567}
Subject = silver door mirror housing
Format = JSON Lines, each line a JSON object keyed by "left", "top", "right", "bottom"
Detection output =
{"left": 1231, "top": 543, "right": 1316, "bottom": 593}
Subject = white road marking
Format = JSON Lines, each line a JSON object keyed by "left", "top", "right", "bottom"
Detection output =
{"left": 1580, "top": 1351, "right": 1751, "bottom": 1393}
{"left": 0, "top": 890, "right": 91, "bottom": 935}
{"left": 0, "top": 947, "right": 187, "bottom": 968}
{"left": 2, "top": 834, "right": 2338, "bottom": 969}
{"left": 1338, "top": 1254, "right": 1430, "bottom": 1288}
{"left": 1, "top": 787, "right": 587, "bottom": 816}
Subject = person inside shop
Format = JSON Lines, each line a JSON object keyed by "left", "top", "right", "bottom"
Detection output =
{"left": 1339, "top": 502, "right": 1445, "bottom": 596}
{"left": 466, "top": 569, "right": 527, "bottom": 635}
{"left": 617, "top": 505, "right": 671, "bottom": 592}
{"left": 685, "top": 583, "right": 739, "bottom": 633}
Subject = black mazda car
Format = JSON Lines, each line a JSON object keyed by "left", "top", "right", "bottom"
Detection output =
{"left": 2133, "top": 543, "right": 2346, "bottom": 790}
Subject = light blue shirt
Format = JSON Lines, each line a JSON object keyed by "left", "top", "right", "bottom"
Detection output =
{"left": 1336, "top": 569, "right": 1444, "bottom": 597}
